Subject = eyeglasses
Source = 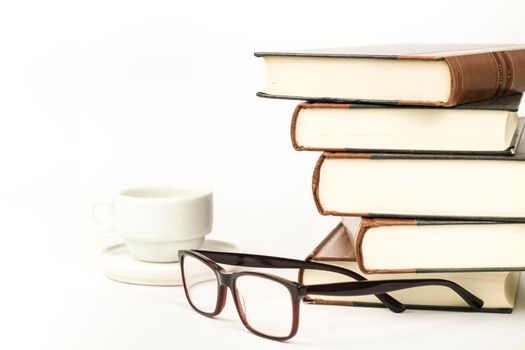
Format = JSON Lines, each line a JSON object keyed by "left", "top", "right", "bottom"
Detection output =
{"left": 178, "top": 249, "right": 483, "bottom": 341}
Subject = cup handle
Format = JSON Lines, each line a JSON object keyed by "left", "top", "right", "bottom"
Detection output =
{"left": 92, "top": 202, "right": 114, "bottom": 233}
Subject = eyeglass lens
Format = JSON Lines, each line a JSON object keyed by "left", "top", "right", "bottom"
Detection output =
{"left": 182, "top": 255, "right": 220, "bottom": 314}
{"left": 234, "top": 275, "right": 295, "bottom": 338}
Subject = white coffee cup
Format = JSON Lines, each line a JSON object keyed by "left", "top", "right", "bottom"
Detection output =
{"left": 93, "top": 187, "right": 213, "bottom": 262}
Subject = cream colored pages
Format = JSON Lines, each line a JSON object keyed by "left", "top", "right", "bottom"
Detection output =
{"left": 361, "top": 224, "right": 525, "bottom": 270}
{"left": 319, "top": 159, "right": 525, "bottom": 217}
{"left": 296, "top": 108, "right": 517, "bottom": 151}
{"left": 264, "top": 56, "right": 451, "bottom": 102}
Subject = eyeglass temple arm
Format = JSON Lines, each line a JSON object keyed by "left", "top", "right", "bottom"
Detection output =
{"left": 305, "top": 279, "right": 483, "bottom": 310}
{"left": 193, "top": 250, "right": 406, "bottom": 313}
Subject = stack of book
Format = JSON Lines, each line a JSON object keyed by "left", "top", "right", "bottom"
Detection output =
{"left": 256, "top": 44, "right": 525, "bottom": 313}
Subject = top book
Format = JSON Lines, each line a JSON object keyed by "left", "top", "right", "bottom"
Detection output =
{"left": 255, "top": 44, "right": 525, "bottom": 107}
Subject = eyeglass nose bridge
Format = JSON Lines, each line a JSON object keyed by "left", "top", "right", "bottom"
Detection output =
{"left": 217, "top": 270, "right": 235, "bottom": 287}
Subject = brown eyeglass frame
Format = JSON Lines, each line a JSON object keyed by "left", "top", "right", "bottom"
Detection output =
{"left": 179, "top": 249, "right": 483, "bottom": 341}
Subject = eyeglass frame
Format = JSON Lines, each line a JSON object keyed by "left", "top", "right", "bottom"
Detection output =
{"left": 178, "top": 249, "right": 483, "bottom": 341}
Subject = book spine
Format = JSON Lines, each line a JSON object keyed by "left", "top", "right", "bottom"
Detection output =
{"left": 444, "top": 50, "right": 525, "bottom": 106}
{"left": 311, "top": 153, "right": 326, "bottom": 214}
{"left": 290, "top": 104, "right": 303, "bottom": 151}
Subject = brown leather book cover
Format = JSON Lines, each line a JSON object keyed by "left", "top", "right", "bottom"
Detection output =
{"left": 298, "top": 223, "right": 517, "bottom": 313}
{"left": 305, "top": 223, "right": 356, "bottom": 261}
{"left": 291, "top": 95, "right": 523, "bottom": 155}
{"left": 256, "top": 44, "right": 525, "bottom": 106}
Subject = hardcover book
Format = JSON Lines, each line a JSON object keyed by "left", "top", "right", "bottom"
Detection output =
{"left": 291, "top": 95, "right": 523, "bottom": 155}
{"left": 298, "top": 224, "right": 520, "bottom": 313}
{"left": 340, "top": 217, "right": 525, "bottom": 273}
{"left": 255, "top": 44, "right": 525, "bottom": 106}
{"left": 312, "top": 128, "right": 525, "bottom": 221}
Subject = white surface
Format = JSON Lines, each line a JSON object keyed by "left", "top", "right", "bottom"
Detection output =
{"left": 100, "top": 239, "right": 240, "bottom": 285}
{"left": 1, "top": 0, "right": 525, "bottom": 349}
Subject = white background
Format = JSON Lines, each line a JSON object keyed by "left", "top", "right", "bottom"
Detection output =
{"left": 1, "top": 0, "right": 524, "bottom": 349}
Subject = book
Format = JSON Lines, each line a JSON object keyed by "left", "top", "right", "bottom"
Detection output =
{"left": 291, "top": 95, "right": 523, "bottom": 155}
{"left": 312, "top": 128, "right": 525, "bottom": 221}
{"left": 255, "top": 44, "right": 525, "bottom": 107}
{"left": 341, "top": 216, "right": 525, "bottom": 273}
{"left": 299, "top": 224, "right": 520, "bottom": 313}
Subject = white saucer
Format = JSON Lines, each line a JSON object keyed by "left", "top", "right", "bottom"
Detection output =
{"left": 100, "top": 239, "right": 240, "bottom": 286}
